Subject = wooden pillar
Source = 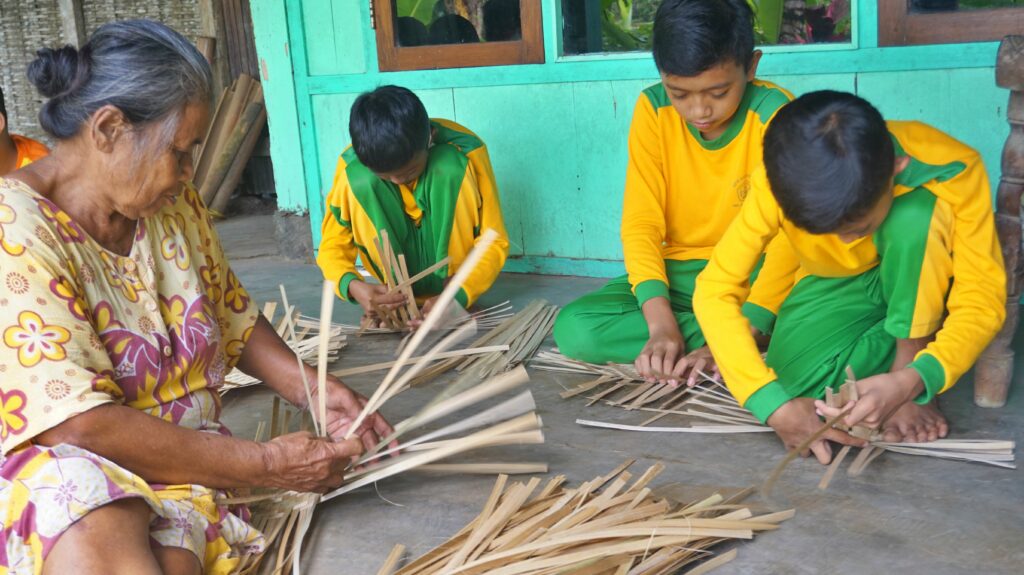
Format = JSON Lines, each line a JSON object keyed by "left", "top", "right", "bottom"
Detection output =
{"left": 57, "top": 0, "right": 86, "bottom": 47}
{"left": 975, "top": 36, "right": 1024, "bottom": 408}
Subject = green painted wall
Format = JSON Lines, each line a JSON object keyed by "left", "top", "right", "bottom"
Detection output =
{"left": 252, "top": 0, "right": 1011, "bottom": 278}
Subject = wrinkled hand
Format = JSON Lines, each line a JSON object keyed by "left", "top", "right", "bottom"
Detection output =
{"left": 815, "top": 368, "right": 923, "bottom": 432}
{"left": 260, "top": 431, "right": 363, "bottom": 493}
{"left": 635, "top": 327, "right": 685, "bottom": 385}
{"left": 310, "top": 376, "right": 398, "bottom": 456}
{"left": 349, "top": 280, "right": 406, "bottom": 319}
{"left": 768, "top": 397, "right": 865, "bottom": 465}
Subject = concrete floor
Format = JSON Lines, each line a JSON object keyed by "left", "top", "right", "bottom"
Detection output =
{"left": 218, "top": 216, "right": 1024, "bottom": 575}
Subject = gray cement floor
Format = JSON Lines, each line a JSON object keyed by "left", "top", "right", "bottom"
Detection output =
{"left": 217, "top": 215, "right": 1024, "bottom": 574}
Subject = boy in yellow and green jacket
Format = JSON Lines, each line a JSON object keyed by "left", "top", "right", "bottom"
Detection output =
{"left": 694, "top": 91, "right": 1005, "bottom": 463}
{"left": 553, "top": 0, "right": 794, "bottom": 384}
{"left": 317, "top": 86, "right": 509, "bottom": 322}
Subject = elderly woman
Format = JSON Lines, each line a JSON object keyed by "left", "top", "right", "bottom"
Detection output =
{"left": 0, "top": 20, "right": 393, "bottom": 575}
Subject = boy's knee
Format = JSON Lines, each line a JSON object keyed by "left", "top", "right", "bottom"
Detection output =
{"left": 552, "top": 307, "right": 597, "bottom": 361}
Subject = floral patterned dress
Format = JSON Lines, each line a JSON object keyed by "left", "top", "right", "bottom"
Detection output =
{"left": 0, "top": 178, "right": 265, "bottom": 574}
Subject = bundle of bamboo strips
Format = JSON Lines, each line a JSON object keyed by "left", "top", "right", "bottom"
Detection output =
{"left": 341, "top": 300, "right": 515, "bottom": 335}
{"left": 379, "top": 460, "right": 793, "bottom": 575}
{"left": 237, "top": 230, "right": 550, "bottom": 573}
{"left": 193, "top": 73, "right": 267, "bottom": 216}
{"left": 220, "top": 296, "right": 347, "bottom": 394}
{"left": 813, "top": 376, "right": 1017, "bottom": 489}
{"left": 407, "top": 300, "right": 558, "bottom": 386}
{"left": 532, "top": 350, "right": 770, "bottom": 433}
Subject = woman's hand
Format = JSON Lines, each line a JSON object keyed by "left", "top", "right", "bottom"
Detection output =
{"left": 311, "top": 376, "right": 398, "bottom": 455}
{"left": 260, "top": 431, "right": 363, "bottom": 493}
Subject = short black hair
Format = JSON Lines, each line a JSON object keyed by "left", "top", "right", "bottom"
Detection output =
{"left": 428, "top": 14, "right": 480, "bottom": 44}
{"left": 397, "top": 17, "right": 429, "bottom": 47}
{"left": 652, "top": 0, "right": 755, "bottom": 77}
{"left": 484, "top": 0, "right": 521, "bottom": 41}
{"left": 349, "top": 85, "right": 430, "bottom": 173}
{"left": 0, "top": 83, "right": 6, "bottom": 121}
{"left": 763, "top": 91, "right": 895, "bottom": 234}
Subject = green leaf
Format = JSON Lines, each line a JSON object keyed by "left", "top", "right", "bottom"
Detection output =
{"left": 396, "top": 0, "right": 435, "bottom": 26}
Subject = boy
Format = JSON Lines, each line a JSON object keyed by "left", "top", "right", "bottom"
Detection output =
{"left": 553, "top": 0, "right": 794, "bottom": 384}
{"left": 317, "top": 85, "right": 509, "bottom": 323}
{"left": 0, "top": 87, "right": 48, "bottom": 174}
{"left": 694, "top": 91, "right": 1006, "bottom": 463}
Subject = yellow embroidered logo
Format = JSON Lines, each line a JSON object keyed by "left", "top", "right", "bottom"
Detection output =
{"left": 734, "top": 175, "right": 751, "bottom": 205}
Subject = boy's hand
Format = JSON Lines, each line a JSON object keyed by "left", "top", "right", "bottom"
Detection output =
{"left": 636, "top": 324, "right": 685, "bottom": 385}
{"left": 348, "top": 280, "right": 407, "bottom": 316}
{"left": 677, "top": 345, "right": 718, "bottom": 387}
{"left": 637, "top": 296, "right": 687, "bottom": 385}
{"left": 768, "top": 397, "right": 866, "bottom": 464}
{"left": 407, "top": 297, "right": 435, "bottom": 330}
{"left": 815, "top": 367, "right": 923, "bottom": 432}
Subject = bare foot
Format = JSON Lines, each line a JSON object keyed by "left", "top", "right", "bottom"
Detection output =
{"left": 881, "top": 400, "right": 949, "bottom": 443}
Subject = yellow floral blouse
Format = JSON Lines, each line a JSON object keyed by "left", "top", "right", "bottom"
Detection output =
{"left": 0, "top": 178, "right": 263, "bottom": 574}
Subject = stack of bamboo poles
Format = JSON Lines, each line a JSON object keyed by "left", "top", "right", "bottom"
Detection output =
{"left": 234, "top": 230, "right": 551, "bottom": 574}
{"left": 220, "top": 296, "right": 347, "bottom": 394}
{"left": 407, "top": 300, "right": 559, "bottom": 386}
{"left": 193, "top": 73, "right": 267, "bottom": 215}
{"left": 378, "top": 460, "right": 793, "bottom": 575}
{"left": 532, "top": 350, "right": 770, "bottom": 434}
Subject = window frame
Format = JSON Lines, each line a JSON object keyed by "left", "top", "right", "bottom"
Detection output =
{"left": 879, "top": 0, "right": 1024, "bottom": 46}
{"left": 373, "top": 0, "right": 545, "bottom": 71}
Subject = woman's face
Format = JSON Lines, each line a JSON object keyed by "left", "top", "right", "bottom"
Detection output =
{"left": 110, "top": 103, "right": 208, "bottom": 219}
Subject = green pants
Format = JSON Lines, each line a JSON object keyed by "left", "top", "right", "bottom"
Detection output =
{"left": 764, "top": 187, "right": 952, "bottom": 403}
{"left": 554, "top": 259, "right": 766, "bottom": 364}
{"left": 766, "top": 270, "right": 897, "bottom": 399}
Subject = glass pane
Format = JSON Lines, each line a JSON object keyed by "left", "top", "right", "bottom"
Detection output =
{"left": 561, "top": 0, "right": 853, "bottom": 56}
{"left": 393, "top": 0, "right": 522, "bottom": 46}
{"left": 911, "top": 0, "right": 1023, "bottom": 11}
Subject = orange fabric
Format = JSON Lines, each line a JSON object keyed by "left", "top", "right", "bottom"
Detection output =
{"left": 11, "top": 134, "right": 49, "bottom": 170}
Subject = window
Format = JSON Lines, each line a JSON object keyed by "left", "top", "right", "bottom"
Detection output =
{"left": 561, "top": 0, "right": 853, "bottom": 56}
{"left": 374, "top": 0, "right": 544, "bottom": 71}
{"left": 879, "top": 0, "right": 1024, "bottom": 46}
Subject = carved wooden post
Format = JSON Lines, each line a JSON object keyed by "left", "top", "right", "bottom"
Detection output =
{"left": 976, "top": 36, "right": 1024, "bottom": 408}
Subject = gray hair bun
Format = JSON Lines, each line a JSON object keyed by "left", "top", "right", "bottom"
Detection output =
{"left": 26, "top": 20, "right": 211, "bottom": 141}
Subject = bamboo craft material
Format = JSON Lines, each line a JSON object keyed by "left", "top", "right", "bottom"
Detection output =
{"left": 380, "top": 461, "right": 793, "bottom": 575}
{"left": 532, "top": 350, "right": 770, "bottom": 433}
{"left": 408, "top": 300, "right": 559, "bottom": 386}
{"left": 193, "top": 73, "right": 267, "bottom": 214}
{"left": 242, "top": 230, "right": 551, "bottom": 572}
{"left": 813, "top": 378, "right": 1017, "bottom": 489}
{"left": 342, "top": 300, "right": 515, "bottom": 335}
{"left": 220, "top": 297, "right": 347, "bottom": 394}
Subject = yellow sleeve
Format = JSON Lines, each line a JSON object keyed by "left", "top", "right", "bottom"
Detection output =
{"left": 743, "top": 232, "right": 799, "bottom": 335}
{"left": 694, "top": 168, "right": 788, "bottom": 422}
{"left": 452, "top": 145, "right": 509, "bottom": 308}
{"left": 908, "top": 153, "right": 1006, "bottom": 402}
{"left": 621, "top": 95, "right": 670, "bottom": 305}
{"left": 316, "top": 156, "right": 362, "bottom": 302}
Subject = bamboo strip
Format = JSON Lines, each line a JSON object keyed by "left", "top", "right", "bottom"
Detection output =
{"left": 344, "top": 230, "right": 499, "bottom": 440}
{"left": 331, "top": 345, "right": 509, "bottom": 378}
{"left": 577, "top": 420, "right": 773, "bottom": 434}
{"left": 415, "top": 463, "right": 549, "bottom": 475}
{"left": 378, "top": 544, "right": 406, "bottom": 575}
